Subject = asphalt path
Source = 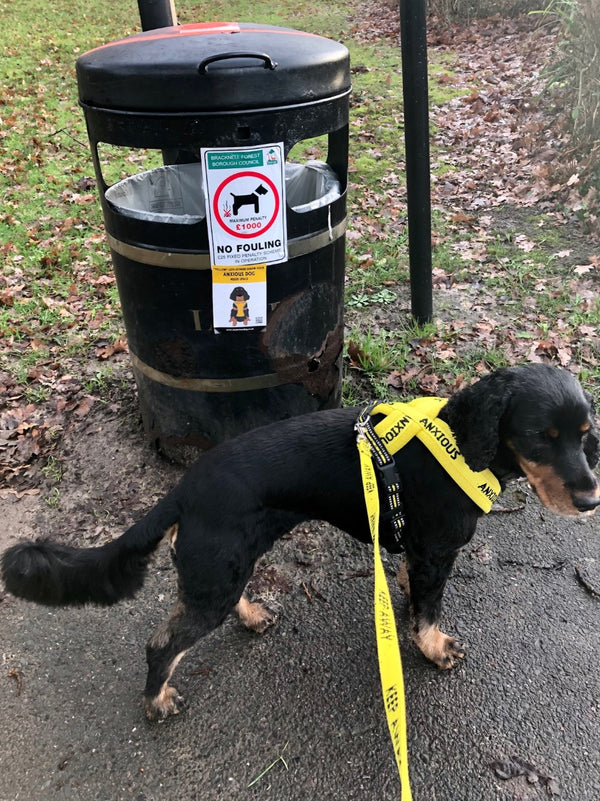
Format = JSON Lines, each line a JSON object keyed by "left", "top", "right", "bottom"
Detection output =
{"left": 1, "top": 484, "right": 599, "bottom": 801}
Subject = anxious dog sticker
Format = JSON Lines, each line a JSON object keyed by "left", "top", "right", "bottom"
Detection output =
{"left": 211, "top": 265, "right": 267, "bottom": 331}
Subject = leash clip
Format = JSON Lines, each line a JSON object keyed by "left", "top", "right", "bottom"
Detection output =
{"left": 355, "top": 401, "right": 378, "bottom": 443}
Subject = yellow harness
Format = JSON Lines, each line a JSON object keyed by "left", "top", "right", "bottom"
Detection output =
{"left": 232, "top": 300, "right": 248, "bottom": 318}
{"left": 355, "top": 397, "right": 501, "bottom": 800}
{"left": 366, "top": 397, "right": 500, "bottom": 514}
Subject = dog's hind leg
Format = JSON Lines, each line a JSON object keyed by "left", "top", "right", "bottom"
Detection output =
{"left": 143, "top": 597, "right": 225, "bottom": 721}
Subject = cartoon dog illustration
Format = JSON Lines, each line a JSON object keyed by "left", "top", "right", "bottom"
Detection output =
{"left": 230, "top": 184, "right": 268, "bottom": 215}
{"left": 229, "top": 287, "right": 250, "bottom": 326}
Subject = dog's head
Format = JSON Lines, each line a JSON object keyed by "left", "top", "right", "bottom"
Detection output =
{"left": 445, "top": 364, "right": 600, "bottom": 516}
{"left": 230, "top": 287, "right": 250, "bottom": 301}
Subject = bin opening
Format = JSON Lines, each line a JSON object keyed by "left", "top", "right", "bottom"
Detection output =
{"left": 285, "top": 161, "right": 340, "bottom": 213}
{"left": 104, "top": 160, "right": 341, "bottom": 223}
{"left": 105, "top": 163, "right": 205, "bottom": 224}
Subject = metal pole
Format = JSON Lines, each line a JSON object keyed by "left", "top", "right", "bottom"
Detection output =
{"left": 399, "top": 0, "right": 433, "bottom": 324}
{"left": 136, "top": 0, "right": 180, "bottom": 164}
{"left": 137, "top": 0, "right": 178, "bottom": 30}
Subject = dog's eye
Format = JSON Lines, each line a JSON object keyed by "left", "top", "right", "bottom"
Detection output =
{"left": 580, "top": 421, "right": 591, "bottom": 434}
{"left": 545, "top": 428, "right": 559, "bottom": 440}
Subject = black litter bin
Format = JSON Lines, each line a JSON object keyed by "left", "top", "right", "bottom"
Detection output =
{"left": 76, "top": 21, "right": 350, "bottom": 461}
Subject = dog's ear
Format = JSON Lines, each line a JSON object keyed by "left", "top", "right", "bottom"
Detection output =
{"left": 444, "top": 370, "right": 514, "bottom": 472}
{"left": 583, "top": 391, "right": 600, "bottom": 469}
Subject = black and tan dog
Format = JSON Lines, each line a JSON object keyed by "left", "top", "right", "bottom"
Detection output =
{"left": 2, "top": 364, "right": 599, "bottom": 720}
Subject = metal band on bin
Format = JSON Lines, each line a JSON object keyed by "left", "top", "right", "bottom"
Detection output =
{"left": 129, "top": 352, "right": 284, "bottom": 392}
{"left": 106, "top": 219, "right": 346, "bottom": 269}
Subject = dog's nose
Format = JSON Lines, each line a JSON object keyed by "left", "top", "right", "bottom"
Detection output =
{"left": 573, "top": 494, "right": 600, "bottom": 512}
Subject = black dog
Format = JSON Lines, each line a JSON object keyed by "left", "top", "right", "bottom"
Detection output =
{"left": 230, "top": 183, "right": 268, "bottom": 215}
{"left": 229, "top": 286, "right": 250, "bottom": 326}
{"left": 2, "top": 365, "right": 599, "bottom": 720}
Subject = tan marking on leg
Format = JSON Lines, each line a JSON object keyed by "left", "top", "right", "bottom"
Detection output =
{"left": 413, "top": 620, "right": 465, "bottom": 669}
{"left": 144, "top": 598, "right": 188, "bottom": 720}
{"left": 397, "top": 560, "right": 410, "bottom": 597}
{"left": 144, "top": 650, "right": 187, "bottom": 720}
{"left": 166, "top": 523, "right": 178, "bottom": 551}
{"left": 235, "top": 594, "right": 278, "bottom": 633}
{"left": 147, "top": 600, "right": 186, "bottom": 650}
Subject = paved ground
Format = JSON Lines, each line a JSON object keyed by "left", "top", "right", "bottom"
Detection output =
{"left": 1, "top": 408, "right": 599, "bottom": 801}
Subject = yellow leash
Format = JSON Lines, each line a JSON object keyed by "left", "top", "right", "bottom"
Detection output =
{"left": 357, "top": 435, "right": 413, "bottom": 800}
{"left": 356, "top": 398, "right": 501, "bottom": 799}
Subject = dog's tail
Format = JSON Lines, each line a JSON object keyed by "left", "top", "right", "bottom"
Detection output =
{"left": 1, "top": 495, "right": 180, "bottom": 607}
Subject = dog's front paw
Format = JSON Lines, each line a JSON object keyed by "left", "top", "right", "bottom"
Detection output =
{"left": 251, "top": 603, "right": 279, "bottom": 633}
{"left": 413, "top": 622, "right": 466, "bottom": 669}
{"left": 235, "top": 595, "right": 280, "bottom": 633}
{"left": 436, "top": 635, "right": 466, "bottom": 669}
{"left": 144, "top": 684, "right": 185, "bottom": 721}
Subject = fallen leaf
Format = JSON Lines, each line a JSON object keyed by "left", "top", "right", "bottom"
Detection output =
{"left": 74, "top": 397, "right": 94, "bottom": 417}
{"left": 514, "top": 234, "right": 536, "bottom": 252}
{"left": 387, "top": 370, "right": 404, "bottom": 389}
{"left": 95, "top": 338, "right": 128, "bottom": 360}
{"left": 347, "top": 340, "right": 366, "bottom": 368}
{"left": 418, "top": 374, "right": 440, "bottom": 394}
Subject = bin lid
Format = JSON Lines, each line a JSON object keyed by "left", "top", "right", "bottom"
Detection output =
{"left": 76, "top": 22, "right": 350, "bottom": 112}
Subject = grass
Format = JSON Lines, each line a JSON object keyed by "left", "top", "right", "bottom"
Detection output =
{"left": 0, "top": 0, "right": 461, "bottom": 392}
{"left": 2, "top": 0, "right": 599, "bottom": 414}
{"left": 40, "top": 455, "right": 63, "bottom": 483}
{"left": 247, "top": 742, "right": 289, "bottom": 788}
{"left": 348, "top": 327, "right": 410, "bottom": 373}
{"left": 0, "top": 0, "right": 144, "bottom": 382}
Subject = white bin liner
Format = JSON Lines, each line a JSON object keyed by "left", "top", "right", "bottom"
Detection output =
{"left": 285, "top": 160, "right": 341, "bottom": 213}
{"left": 105, "top": 160, "right": 340, "bottom": 223}
{"left": 105, "top": 163, "right": 205, "bottom": 224}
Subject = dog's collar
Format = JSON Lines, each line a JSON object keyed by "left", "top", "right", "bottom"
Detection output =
{"left": 356, "top": 397, "right": 501, "bottom": 531}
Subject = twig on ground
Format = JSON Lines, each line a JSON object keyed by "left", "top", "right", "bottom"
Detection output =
{"left": 247, "top": 742, "right": 289, "bottom": 788}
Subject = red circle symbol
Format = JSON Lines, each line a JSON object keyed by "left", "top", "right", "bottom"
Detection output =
{"left": 212, "top": 171, "right": 280, "bottom": 239}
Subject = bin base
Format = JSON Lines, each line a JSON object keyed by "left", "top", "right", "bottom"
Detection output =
{"left": 134, "top": 347, "right": 342, "bottom": 464}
